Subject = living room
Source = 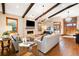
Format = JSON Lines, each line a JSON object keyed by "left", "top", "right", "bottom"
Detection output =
{"left": 0, "top": 3, "right": 79, "bottom": 56}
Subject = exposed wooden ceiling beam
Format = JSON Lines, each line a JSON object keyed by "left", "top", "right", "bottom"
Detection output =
{"left": 1, "top": 3, "right": 5, "bottom": 14}
{"left": 48, "top": 3, "right": 79, "bottom": 18}
{"left": 22, "top": 3, "right": 35, "bottom": 18}
{"left": 35, "top": 3, "right": 61, "bottom": 20}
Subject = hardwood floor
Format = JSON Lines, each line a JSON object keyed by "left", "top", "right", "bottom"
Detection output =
{"left": 0, "top": 37, "right": 79, "bottom": 56}
{"left": 44, "top": 37, "right": 79, "bottom": 56}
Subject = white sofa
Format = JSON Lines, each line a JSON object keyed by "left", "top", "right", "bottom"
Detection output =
{"left": 35, "top": 33, "right": 60, "bottom": 53}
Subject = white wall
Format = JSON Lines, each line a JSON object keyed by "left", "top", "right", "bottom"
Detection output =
{"left": 18, "top": 17, "right": 24, "bottom": 37}
{"left": 0, "top": 13, "right": 6, "bottom": 33}
{"left": 0, "top": 13, "right": 24, "bottom": 37}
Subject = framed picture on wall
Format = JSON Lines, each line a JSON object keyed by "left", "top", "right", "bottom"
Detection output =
{"left": 6, "top": 17, "right": 18, "bottom": 33}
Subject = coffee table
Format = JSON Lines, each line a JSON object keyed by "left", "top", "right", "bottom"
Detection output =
{"left": 18, "top": 42, "right": 36, "bottom": 55}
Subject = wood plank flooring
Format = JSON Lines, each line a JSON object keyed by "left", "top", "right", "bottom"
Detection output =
{"left": 44, "top": 37, "right": 79, "bottom": 56}
{"left": 0, "top": 37, "right": 79, "bottom": 56}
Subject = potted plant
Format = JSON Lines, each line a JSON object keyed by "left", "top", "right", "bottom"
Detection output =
{"left": 2, "top": 31, "right": 10, "bottom": 38}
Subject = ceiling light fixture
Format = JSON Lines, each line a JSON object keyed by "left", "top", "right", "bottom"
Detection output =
{"left": 65, "top": 11, "right": 72, "bottom": 22}
{"left": 42, "top": 5, "right": 44, "bottom": 7}
{"left": 40, "top": 5, "right": 45, "bottom": 22}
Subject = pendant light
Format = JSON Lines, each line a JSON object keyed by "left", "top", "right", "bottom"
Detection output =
{"left": 65, "top": 11, "right": 72, "bottom": 22}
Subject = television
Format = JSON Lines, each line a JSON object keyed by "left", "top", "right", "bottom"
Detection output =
{"left": 26, "top": 20, "right": 35, "bottom": 27}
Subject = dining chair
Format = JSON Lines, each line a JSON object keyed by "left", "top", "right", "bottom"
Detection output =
{"left": 1, "top": 38, "right": 11, "bottom": 55}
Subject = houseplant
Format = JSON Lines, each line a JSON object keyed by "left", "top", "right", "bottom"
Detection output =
{"left": 2, "top": 31, "right": 10, "bottom": 38}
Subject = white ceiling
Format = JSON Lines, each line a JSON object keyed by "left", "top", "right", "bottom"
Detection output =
{"left": 38, "top": 3, "right": 75, "bottom": 19}
{"left": 54, "top": 4, "right": 79, "bottom": 18}
{"left": 26, "top": 3, "right": 56, "bottom": 20}
{"left": 0, "top": 3, "right": 30, "bottom": 16}
{"left": 0, "top": 3, "right": 79, "bottom": 21}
